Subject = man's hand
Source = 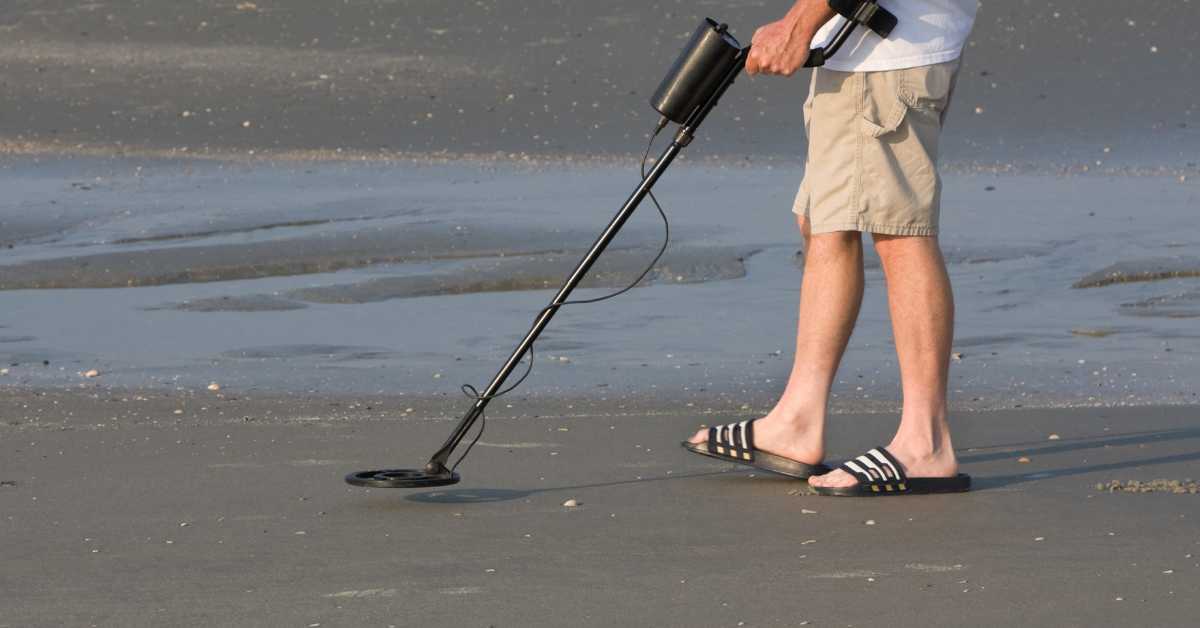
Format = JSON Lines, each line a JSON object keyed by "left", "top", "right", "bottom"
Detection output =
{"left": 745, "top": 1, "right": 836, "bottom": 77}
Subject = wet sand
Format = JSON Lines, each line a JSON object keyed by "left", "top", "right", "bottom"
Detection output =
{"left": 2, "top": 388, "right": 1199, "bottom": 627}
{"left": 1074, "top": 257, "right": 1200, "bottom": 289}
{"left": 1123, "top": 290, "right": 1200, "bottom": 319}
{"left": 1, "top": 158, "right": 1197, "bottom": 408}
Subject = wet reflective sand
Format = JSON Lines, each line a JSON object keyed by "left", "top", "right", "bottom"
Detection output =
{"left": 1, "top": 158, "right": 1196, "bottom": 409}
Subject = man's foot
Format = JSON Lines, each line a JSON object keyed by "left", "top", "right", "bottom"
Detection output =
{"left": 808, "top": 434, "right": 957, "bottom": 489}
{"left": 687, "top": 407, "right": 824, "bottom": 467}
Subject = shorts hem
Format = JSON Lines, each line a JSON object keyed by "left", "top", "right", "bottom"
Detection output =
{"left": 805, "top": 219, "right": 938, "bottom": 237}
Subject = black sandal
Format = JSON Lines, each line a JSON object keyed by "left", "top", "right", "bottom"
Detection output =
{"left": 680, "top": 419, "right": 830, "bottom": 479}
{"left": 811, "top": 447, "right": 970, "bottom": 497}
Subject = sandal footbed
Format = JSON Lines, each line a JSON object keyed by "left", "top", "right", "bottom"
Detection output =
{"left": 681, "top": 441, "right": 830, "bottom": 479}
{"left": 811, "top": 473, "right": 971, "bottom": 497}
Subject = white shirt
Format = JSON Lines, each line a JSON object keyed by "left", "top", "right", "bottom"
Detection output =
{"left": 813, "top": 0, "right": 979, "bottom": 72}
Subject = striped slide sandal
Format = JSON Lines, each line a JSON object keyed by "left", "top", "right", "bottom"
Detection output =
{"left": 812, "top": 446, "right": 971, "bottom": 497}
{"left": 680, "top": 419, "right": 830, "bottom": 480}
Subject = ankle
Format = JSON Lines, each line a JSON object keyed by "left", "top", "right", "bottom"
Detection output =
{"left": 889, "top": 422, "right": 954, "bottom": 461}
{"left": 767, "top": 402, "right": 825, "bottom": 429}
{"left": 772, "top": 388, "right": 828, "bottom": 417}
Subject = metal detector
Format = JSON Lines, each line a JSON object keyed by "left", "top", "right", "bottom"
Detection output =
{"left": 347, "top": 2, "right": 897, "bottom": 489}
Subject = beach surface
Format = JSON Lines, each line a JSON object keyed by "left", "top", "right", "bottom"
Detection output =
{"left": 3, "top": 389, "right": 1200, "bottom": 627}
{"left": 2, "top": 1, "right": 1199, "bottom": 626}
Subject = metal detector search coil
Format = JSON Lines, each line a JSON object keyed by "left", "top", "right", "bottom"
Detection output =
{"left": 346, "top": 468, "right": 460, "bottom": 489}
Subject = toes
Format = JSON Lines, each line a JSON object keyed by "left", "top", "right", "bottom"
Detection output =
{"left": 810, "top": 469, "right": 859, "bottom": 488}
{"left": 687, "top": 428, "right": 708, "bottom": 444}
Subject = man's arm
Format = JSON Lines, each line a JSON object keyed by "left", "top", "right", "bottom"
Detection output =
{"left": 746, "top": 0, "right": 837, "bottom": 76}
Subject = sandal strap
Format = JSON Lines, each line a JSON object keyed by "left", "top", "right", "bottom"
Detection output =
{"left": 838, "top": 459, "right": 874, "bottom": 484}
{"left": 705, "top": 419, "right": 756, "bottom": 462}
{"left": 868, "top": 447, "right": 907, "bottom": 482}
{"left": 838, "top": 447, "right": 909, "bottom": 493}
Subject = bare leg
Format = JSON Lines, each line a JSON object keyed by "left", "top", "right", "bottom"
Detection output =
{"left": 809, "top": 234, "right": 958, "bottom": 488}
{"left": 689, "top": 215, "right": 864, "bottom": 465}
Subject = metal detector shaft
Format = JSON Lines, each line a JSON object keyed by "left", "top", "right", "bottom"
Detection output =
{"left": 425, "top": 49, "right": 749, "bottom": 472}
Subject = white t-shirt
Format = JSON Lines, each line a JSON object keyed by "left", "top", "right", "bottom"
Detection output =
{"left": 813, "top": 0, "right": 979, "bottom": 72}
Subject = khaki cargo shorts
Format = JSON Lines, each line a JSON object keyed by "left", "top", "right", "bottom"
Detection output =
{"left": 793, "top": 59, "right": 961, "bottom": 236}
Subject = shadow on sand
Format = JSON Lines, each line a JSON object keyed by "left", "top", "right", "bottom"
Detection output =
{"left": 400, "top": 426, "right": 1200, "bottom": 502}
{"left": 405, "top": 470, "right": 730, "bottom": 504}
{"left": 962, "top": 426, "right": 1200, "bottom": 490}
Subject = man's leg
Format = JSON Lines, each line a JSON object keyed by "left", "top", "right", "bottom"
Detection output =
{"left": 689, "top": 216, "right": 864, "bottom": 464}
{"left": 809, "top": 234, "right": 958, "bottom": 488}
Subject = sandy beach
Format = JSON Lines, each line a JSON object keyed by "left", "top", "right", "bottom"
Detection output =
{"left": 3, "top": 388, "right": 1200, "bottom": 627}
{"left": 2, "top": 1, "right": 1199, "bottom": 626}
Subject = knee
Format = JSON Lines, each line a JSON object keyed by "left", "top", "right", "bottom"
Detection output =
{"left": 806, "top": 230, "right": 862, "bottom": 262}
{"left": 871, "top": 233, "right": 941, "bottom": 261}
{"left": 872, "top": 234, "right": 947, "bottom": 277}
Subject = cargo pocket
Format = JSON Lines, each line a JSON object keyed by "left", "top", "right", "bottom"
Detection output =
{"left": 902, "top": 61, "right": 959, "bottom": 125}
{"left": 860, "top": 81, "right": 916, "bottom": 138}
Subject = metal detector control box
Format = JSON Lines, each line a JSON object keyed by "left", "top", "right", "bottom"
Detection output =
{"left": 651, "top": 19, "right": 744, "bottom": 126}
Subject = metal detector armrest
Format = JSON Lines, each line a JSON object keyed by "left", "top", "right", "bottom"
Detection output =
{"left": 830, "top": 0, "right": 897, "bottom": 38}
{"left": 804, "top": 0, "right": 898, "bottom": 68}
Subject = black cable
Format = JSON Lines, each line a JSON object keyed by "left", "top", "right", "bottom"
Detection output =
{"left": 451, "top": 384, "right": 488, "bottom": 471}
{"left": 451, "top": 123, "right": 672, "bottom": 472}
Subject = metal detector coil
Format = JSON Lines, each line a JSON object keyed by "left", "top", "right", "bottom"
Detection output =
{"left": 348, "top": 8, "right": 897, "bottom": 490}
{"left": 346, "top": 468, "right": 460, "bottom": 488}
